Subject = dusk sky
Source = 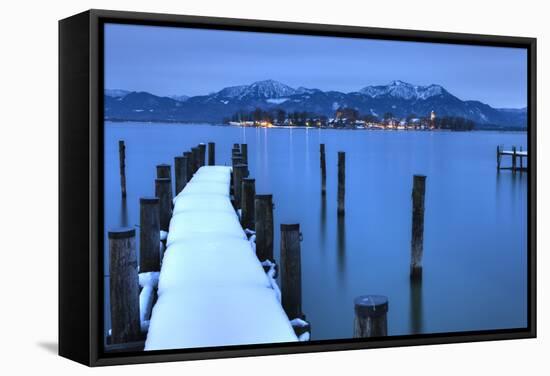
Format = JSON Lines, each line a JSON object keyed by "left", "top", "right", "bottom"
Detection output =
{"left": 104, "top": 23, "right": 527, "bottom": 109}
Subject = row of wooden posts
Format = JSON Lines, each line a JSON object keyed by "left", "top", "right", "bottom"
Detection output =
{"left": 319, "top": 144, "right": 427, "bottom": 337}
{"left": 496, "top": 145, "right": 527, "bottom": 172}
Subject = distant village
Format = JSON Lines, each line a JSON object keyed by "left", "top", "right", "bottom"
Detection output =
{"left": 226, "top": 107, "right": 475, "bottom": 131}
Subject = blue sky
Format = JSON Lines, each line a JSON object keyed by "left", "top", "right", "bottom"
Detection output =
{"left": 104, "top": 23, "right": 527, "bottom": 109}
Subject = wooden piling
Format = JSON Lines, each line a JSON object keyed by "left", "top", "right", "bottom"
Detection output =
{"left": 337, "top": 151, "right": 345, "bottom": 215}
{"left": 353, "top": 295, "right": 388, "bottom": 338}
{"left": 410, "top": 175, "right": 426, "bottom": 280}
{"left": 241, "top": 143, "right": 248, "bottom": 165}
{"left": 198, "top": 143, "right": 206, "bottom": 168}
{"left": 496, "top": 145, "right": 501, "bottom": 170}
{"left": 232, "top": 164, "right": 247, "bottom": 209}
{"left": 255, "top": 195, "right": 274, "bottom": 262}
{"left": 156, "top": 164, "right": 171, "bottom": 179}
{"left": 520, "top": 146, "right": 523, "bottom": 170}
{"left": 512, "top": 146, "right": 517, "bottom": 172}
{"left": 139, "top": 197, "right": 160, "bottom": 272}
{"left": 109, "top": 228, "right": 141, "bottom": 344}
{"left": 183, "top": 151, "right": 193, "bottom": 182}
{"left": 280, "top": 224, "right": 303, "bottom": 319}
{"left": 320, "top": 144, "right": 326, "bottom": 195}
{"left": 174, "top": 156, "right": 188, "bottom": 195}
{"left": 241, "top": 178, "right": 256, "bottom": 230}
{"left": 191, "top": 147, "right": 199, "bottom": 174}
{"left": 118, "top": 140, "right": 127, "bottom": 197}
{"left": 208, "top": 142, "right": 215, "bottom": 166}
{"left": 155, "top": 178, "right": 172, "bottom": 232}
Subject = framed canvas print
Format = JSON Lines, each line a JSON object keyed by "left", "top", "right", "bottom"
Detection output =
{"left": 59, "top": 9, "right": 536, "bottom": 366}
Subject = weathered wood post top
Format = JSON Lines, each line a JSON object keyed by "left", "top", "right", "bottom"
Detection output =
{"left": 353, "top": 295, "right": 389, "bottom": 338}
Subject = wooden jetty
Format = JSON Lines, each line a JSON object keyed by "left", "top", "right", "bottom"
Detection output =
{"left": 497, "top": 145, "right": 528, "bottom": 172}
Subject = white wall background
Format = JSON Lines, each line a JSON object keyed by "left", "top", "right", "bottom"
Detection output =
{"left": 0, "top": 0, "right": 546, "bottom": 374}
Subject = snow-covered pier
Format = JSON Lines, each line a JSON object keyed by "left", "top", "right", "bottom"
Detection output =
{"left": 497, "top": 145, "right": 528, "bottom": 172}
{"left": 144, "top": 165, "right": 298, "bottom": 350}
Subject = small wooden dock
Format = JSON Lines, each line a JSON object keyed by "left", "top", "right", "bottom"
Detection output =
{"left": 497, "top": 145, "right": 528, "bottom": 172}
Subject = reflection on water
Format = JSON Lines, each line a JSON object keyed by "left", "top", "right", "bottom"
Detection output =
{"left": 104, "top": 122, "right": 528, "bottom": 341}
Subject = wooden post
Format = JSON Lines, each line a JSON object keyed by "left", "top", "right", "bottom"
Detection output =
{"left": 156, "top": 164, "right": 171, "bottom": 179}
{"left": 233, "top": 143, "right": 240, "bottom": 150}
{"left": 496, "top": 145, "right": 501, "bottom": 170}
{"left": 241, "top": 178, "right": 255, "bottom": 230}
{"left": 241, "top": 143, "right": 248, "bottom": 165}
{"left": 320, "top": 144, "right": 326, "bottom": 195}
{"left": 232, "top": 153, "right": 243, "bottom": 167}
{"left": 353, "top": 295, "right": 388, "bottom": 338}
{"left": 109, "top": 228, "right": 141, "bottom": 344}
{"left": 280, "top": 224, "right": 303, "bottom": 319}
{"left": 191, "top": 147, "right": 199, "bottom": 174}
{"left": 198, "top": 143, "right": 206, "bottom": 168}
{"left": 155, "top": 178, "right": 172, "bottom": 232}
{"left": 232, "top": 164, "right": 247, "bottom": 209}
{"left": 139, "top": 197, "right": 160, "bottom": 272}
{"left": 512, "top": 146, "right": 517, "bottom": 172}
{"left": 410, "top": 175, "right": 426, "bottom": 280}
{"left": 255, "top": 195, "right": 274, "bottom": 262}
{"left": 183, "top": 151, "right": 193, "bottom": 182}
{"left": 520, "top": 146, "right": 523, "bottom": 170}
{"left": 174, "top": 156, "right": 188, "bottom": 195}
{"left": 118, "top": 140, "right": 127, "bottom": 197}
{"left": 337, "top": 151, "right": 345, "bottom": 216}
{"left": 208, "top": 142, "right": 215, "bottom": 166}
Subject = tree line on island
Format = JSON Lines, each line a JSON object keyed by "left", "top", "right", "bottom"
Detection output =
{"left": 225, "top": 107, "right": 475, "bottom": 131}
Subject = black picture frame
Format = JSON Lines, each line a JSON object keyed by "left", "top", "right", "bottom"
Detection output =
{"left": 59, "top": 8, "right": 537, "bottom": 367}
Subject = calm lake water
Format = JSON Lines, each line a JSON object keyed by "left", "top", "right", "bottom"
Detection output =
{"left": 104, "top": 121, "right": 527, "bottom": 342}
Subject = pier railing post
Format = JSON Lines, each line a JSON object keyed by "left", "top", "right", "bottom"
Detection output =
{"left": 280, "top": 223, "right": 303, "bottom": 319}
{"left": 337, "top": 151, "right": 345, "bottom": 215}
{"left": 109, "top": 228, "right": 141, "bottom": 344}
{"left": 255, "top": 195, "right": 274, "bottom": 262}
{"left": 241, "top": 143, "right": 248, "bottom": 165}
{"left": 118, "top": 140, "right": 127, "bottom": 198}
{"left": 183, "top": 151, "right": 193, "bottom": 182}
{"left": 353, "top": 295, "right": 388, "bottom": 338}
{"left": 208, "top": 142, "right": 215, "bottom": 166}
{"left": 320, "top": 144, "right": 326, "bottom": 195}
{"left": 174, "top": 156, "right": 189, "bottom": 195}
{"left": 156, "top": 163, "right": 171, "bottom": 179}
{"left": 198, "top": 143, "right": 206, "bottom": 168}
{"left": 241, "top": 178, "right": 256, "bottom": 230}
{"left": 139, "top": 197, "right": 161, "bottom": 272}
{"left": 191, "top": 147, "right": 199, "bottom": 174}
{"left": 512, "top": 146, "right": 517, "bottom": 172}
{"left": 410, "top": 175, "right": 426, "bottom": 280}
{"left": 232, "top": 164, "right": 247, "bottom": 209}
{"left": 496, "top": 145, "right": 501, "bottom": 170}
{"left": 155, "top": 178, "right": 173, "bottom": 232}
{"left": 519, "top": 146, "right": 523, "bottom": 170}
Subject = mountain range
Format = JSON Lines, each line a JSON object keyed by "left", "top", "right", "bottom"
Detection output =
{"left": 104, "top": 79, "right": 527, "bottom": 129}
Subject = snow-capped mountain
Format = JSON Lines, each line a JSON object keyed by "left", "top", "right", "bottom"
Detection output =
{"left": 359, "top": 80, "right": 445, "bottom": 100}
{"left": 104, "top": 80, "right": 526, "bottom": 128}
{"left": 105, "top": 89, "right": 131, "bottom": 98}
{"left": 168, "top": 94, "right": 190, "bottom": 102}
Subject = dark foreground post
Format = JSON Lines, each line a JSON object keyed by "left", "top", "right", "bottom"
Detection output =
{"left": 496, "top": 145, "right": 501, "bottom": 170}
{"left": 410, "top": 175, "right": 426, "bottom": 280}
{"left": 198, "top": 143, "right": 206, "bottom": 168}
{"left": 241, "top": 143, "right": 248, "bottom": 165}
{"left": 109, "top": 228, "right": 141, "bottom": 343}
{"left": 337, "top": 151, "right": 345, "bottom": 215}
{"left": 139, "top": 197, "right": 160, "bottom": 272}
{"left": 191, "top": 147, "right": 199, "bottom": 174}
{"left": 118, "top": 140, "right": 127, "bottom": 197}
{"left": 280, "top": 224, "right": 303, "bottom": 319}
{"left": 155, "top": 178, "right": 172, "bottom": 232}
{"left": 255, "top": 195, "right": 274, "bottom": 262}
{"left": 156, "top": 164, "right": 171, "bottom": 179}
{"left": 353, "top": 295, "right": 388, "bottom": 338}
{"left": 183, "top": 151, "right": 193, "bottom": 182}
{"left": 174, "top": 156, "right": 188, "bottom": 195}
{"left": 320, "top": 144, "right": 326, "bottom": 195}
{"left": 241, "top": 178, "right": 256, "bottom": 230}
{"left": 232, "top": 164, "right": 247, "bottom": 209}
{"left": 208, "top": 142, "right": 215, "bottom": 166}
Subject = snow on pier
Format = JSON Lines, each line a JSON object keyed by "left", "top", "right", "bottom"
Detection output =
{"left": 145, "top": 166, "right": 298, "bottom": 350}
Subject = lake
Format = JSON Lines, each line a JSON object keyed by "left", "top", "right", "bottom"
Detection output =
{"left": 103, "top": 121, "right": 528, "bottom": 342}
